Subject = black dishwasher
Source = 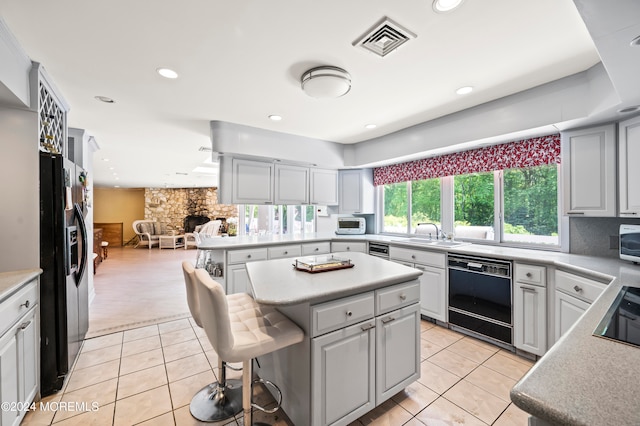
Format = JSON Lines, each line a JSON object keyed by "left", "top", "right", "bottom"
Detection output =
{"left": 448, "top": 254, "right": 513, "bottom": 345}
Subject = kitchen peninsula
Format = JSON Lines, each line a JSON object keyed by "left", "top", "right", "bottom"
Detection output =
{"left": 245, "top": 252, "right": 422, "bottom": 426}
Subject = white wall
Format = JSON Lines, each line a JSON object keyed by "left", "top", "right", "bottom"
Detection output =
{"left": 0, "top": 105, "right": 39, "bottom": 272}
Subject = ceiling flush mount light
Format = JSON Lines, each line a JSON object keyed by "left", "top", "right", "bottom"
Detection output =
{"left": 156, "top": 67, "right": 178, "bottom": 79}
{"left": 618, "top": 105, "right": 640, "bottom": 114}
{"left": 95, "top": 96, "right": 115, "bottom": 103}
{"left": 433, "top": 0, "right": 465, "bottom": 13}
{"left": 301, "top": 66, "right": 351, "bottom": 99}
{"left": 269, "top": 115, "right": 283, "bottom": 121}
{"left": 456, "top": 86, "right": 473, "bottom": 95}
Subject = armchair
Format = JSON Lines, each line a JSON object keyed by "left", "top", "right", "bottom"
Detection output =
{"left": 133, "top": 220, "right": 161, "bottom": 249}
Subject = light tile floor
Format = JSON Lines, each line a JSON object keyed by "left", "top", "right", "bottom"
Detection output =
{"left": 22, "top": 247, "right": 533, "bottom": 425}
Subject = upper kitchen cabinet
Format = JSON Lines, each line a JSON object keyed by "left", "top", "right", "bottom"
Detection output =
{"left": 275, "top": 164, "right": 309, "bottom": 205}
{"left": 618, "top": 115, "right": 640, "bottom": 216}
{"left": 562, "top": 124, "right": 616, "bottom": 217}
{"left": 230, "top": 158, "right": 274, "bottom": 204}
{"left": 339, "top": 169, "right": 375, "bottom": 214}
{"left": 310, "top": 168, "right": 338, "bottom": 205}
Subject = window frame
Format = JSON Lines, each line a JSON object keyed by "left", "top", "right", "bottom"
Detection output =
{"left": 377, "top": 165, "right": 561, "bottom": 250}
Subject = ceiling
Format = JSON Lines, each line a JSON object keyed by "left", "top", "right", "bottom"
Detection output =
{"left": 0, "top": 0, "right": 608, "bottom": 188}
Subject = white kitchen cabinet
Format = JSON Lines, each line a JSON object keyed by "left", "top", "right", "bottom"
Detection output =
{"left": 554, "top": 290, "right": 590, "bottom": 342}
{"left": 301, "top": 241, "right": 331, "bottom": 255}
{"left": 225, "top": 247, "right": 268, "bottom": 294}
{"left": 310, "top": 168, "right": 338, "bottom": 205}
{"left": 339, "top": 169, "right": 375, "bottom": 214}
{"left": 413, "top": 264, "right": 447, "bottom": 322}
{"left": 226, "top": 264, "right": 251, "bottom": 295}
{"left": 267, "top": 244, "right": 302, "bottom": 259}
{"left": 375, "top": 303, "right": 420, "bottom": 403}
{"left": 514, "top": 263, "right": 547, "bottom": 356}
{"left": 231, "top": 159, "right": 274, "bottom": 204}
{"left": 275, "top": 164, "right": 309, "bottom": 205}
{"left": 0, "top": 277, "right": 39, "bottom": 426}
{"left": 312, "top": 319, "right": 376, "bottom": 426}
{"left": 562, "top": 124, "right": 616, "bottom": 217}
{"left": 618, "top": 115, "right": 640, "bottom": 216}
{"left": 331, "top": 241, "right": 367, "bottom": 253}
{"left": 553, "top": 270, "right": 606, "bottom": 343}
{"left": 389, "top": 246, "right": 447, "bottom": 322}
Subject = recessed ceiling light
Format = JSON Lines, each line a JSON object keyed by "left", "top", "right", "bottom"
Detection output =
{"left": 95, "top": 96, "right": 115, "bottom": 103}
{"left": 456, "top": 86, "right": 473, "bottom": 95}
{"left": 269, "top": 115, "right": 283, "bottom": 121}
{"left": 433, "top": 0, "right": 464, "bottom": 13}
{"left": 365, "top": 124, "right": 377, "bottom": 129}
{"left": 156, "top": 68, "right": 178, "bottom": 79}
{"left": 618, "top": 105, "right": 640, "bottom": 114}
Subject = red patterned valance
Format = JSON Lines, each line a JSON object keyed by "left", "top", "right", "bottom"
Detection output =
{"left": 373, "top": 134, "right": 561, "bottom": 186}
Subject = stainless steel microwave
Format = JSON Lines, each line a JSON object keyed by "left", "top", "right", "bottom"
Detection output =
{"left": 336, "top": 217, "right": 366, "bottom": 235}
{"left": 620, "top": 224, "right": 640, "bottom": 263}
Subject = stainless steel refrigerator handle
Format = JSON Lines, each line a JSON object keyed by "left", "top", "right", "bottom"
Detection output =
{"left": 74, "top": 203, "right": 88, "bottom": 285}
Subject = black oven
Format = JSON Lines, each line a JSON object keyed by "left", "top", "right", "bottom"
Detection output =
{"left": 448, "top": 254, "right": 513, "bottom": 346}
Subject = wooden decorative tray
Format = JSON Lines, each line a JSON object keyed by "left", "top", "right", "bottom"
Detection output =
{"left": 293, "top": 255, "right": 354, "bottom": 273}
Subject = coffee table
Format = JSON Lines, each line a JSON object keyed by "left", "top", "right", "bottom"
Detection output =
{"left": 159, "top": 234, "right": 185, "bottom": 249}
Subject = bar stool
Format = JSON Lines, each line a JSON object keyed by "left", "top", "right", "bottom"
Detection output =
{"left": 194, "top": 268, "right": 304, "bottom": 425}
{"left": 101, "top": 241, "right": 109, "bottom": 259}
{"left": 182, "top": 261, "right": 243, "bottom": 421}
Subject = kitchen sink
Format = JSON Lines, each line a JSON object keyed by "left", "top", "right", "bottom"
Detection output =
{"left": 390, "top": 238, "right": 471, "bottom": 248}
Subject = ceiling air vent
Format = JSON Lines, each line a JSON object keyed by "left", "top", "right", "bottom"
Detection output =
{"left": 353, "top": 17, "right": 416, "bottom": 57}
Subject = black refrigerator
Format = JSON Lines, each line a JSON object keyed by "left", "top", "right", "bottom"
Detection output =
{"left": 39, "top": 152, "right": 89, "bottom": 396}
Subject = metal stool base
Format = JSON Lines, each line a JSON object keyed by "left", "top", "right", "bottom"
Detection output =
{"left": 189, "top": 379, "right": 242, "bottom": 422}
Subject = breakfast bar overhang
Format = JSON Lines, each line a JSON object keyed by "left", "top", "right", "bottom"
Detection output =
{"left": 246, "top": 252, "right": 423, "bottom": 426}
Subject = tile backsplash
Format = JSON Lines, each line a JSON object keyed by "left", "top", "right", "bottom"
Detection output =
{"left": 570, "top": 217, "right": 640, "bottom": 258}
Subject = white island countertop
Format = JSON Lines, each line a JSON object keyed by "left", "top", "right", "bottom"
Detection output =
{"left": 0, "top": 269, "right": 41, "bottom": 302}
{"left": 245, "top": 251, "right": 422, "bottom": 305}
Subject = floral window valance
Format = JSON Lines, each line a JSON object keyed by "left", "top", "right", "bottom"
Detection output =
{"left": 373, "top": 134, "right": 561, "bottom": 186}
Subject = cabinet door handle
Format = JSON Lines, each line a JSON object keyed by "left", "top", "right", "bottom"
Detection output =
{"left": 567, "top": 211, "right": 585, "bottom": 215}
{"left": 621, "top": 212, "right": 638, "bottom": 215}
{"left": 20, "top": 320, "right": 31, "bottom": 330}
{"left": 573, "top": 285, "right": 583, "bottom": 293}
{"left": 520, "top": 286, "right": 537, "bottom": 292}
{"left": 314, "top": 248, "right": 319, "bottom": 251}
{"left": 20, "top": 300, "right": 31, "bottom": 309}
{"left": 526, "top": 272, "right": 533, "bottom": 278}
{"left": 411, "top": 255, "right": 416, "bottom": 259}
{"left": 346, "top": 311, "right": 353, "bottom": 317}
{"left": 360, "top": 323, "right": 375, "bottom": 331}
{"left": 382, "top": 317, "right": 396, "bottom": 324}
{"left": 399, "top": 294, "right": 407, "bottom": 301}
{"left": 284, "top": 251, "right": 288, "bottom": 255}
{"left": 247, "top": 254, "right": 252, "bottom": 259}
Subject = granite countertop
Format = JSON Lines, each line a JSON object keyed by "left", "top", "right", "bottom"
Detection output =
{"left": 0, "top": 269, "right": 42, "bottom": 302}
{"left": 245, "top": 251, "right": 422, "bottom": 305}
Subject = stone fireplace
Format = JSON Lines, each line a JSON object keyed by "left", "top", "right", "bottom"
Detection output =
{"left": 144, "top": 187, "right": 236, "bottom": 232}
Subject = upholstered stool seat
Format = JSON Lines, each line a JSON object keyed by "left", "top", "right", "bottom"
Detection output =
{"left": 195, "top": 268, "right": 304, "bottom": 425}
{"left": 101, "top": 241, "right": 109, "bottom": 259}
{"left": 182, "top": 262, "right": 243, "bottom": 422}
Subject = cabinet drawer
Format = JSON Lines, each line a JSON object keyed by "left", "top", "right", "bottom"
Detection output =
{"left": 301, "top": 242, "right": 331, "bottom": 255}
{"left": 227, "top": 248, "right": 268, "bottom": 264}
{"left": 515, "top": 263, "right": 546, "bottom": 287}
{"left": 331, "top": 241, "right": 367, "bottom": 253}
{"left": 312, "top": 292, "right": 374, "bottom": 337}
{"left": 375, "top": 281, "right": 420, "bottom": 316}
{"left": 0, "top": 279, "right": 38, "bottom": 336}
{"left": 267, "top": 244, "right": 302, "bottom": 259}
{"left": 389, "top": 246, "right": 445, "bottom": 268}
{"left": 555, "top": 270, "right": 606, "bottom": 303}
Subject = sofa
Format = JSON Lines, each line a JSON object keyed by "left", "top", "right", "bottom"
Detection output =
{"left": 132, "top": 220, "right": 165, "bottom": 249}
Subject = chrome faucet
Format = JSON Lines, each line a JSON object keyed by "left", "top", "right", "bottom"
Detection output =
{"left": 416, "top": 223, "right": 439, "bottom": 239}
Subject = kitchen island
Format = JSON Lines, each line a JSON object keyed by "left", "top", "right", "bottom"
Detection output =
{"left": 245, "top": 252, "right": 423, "bottom": 426}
